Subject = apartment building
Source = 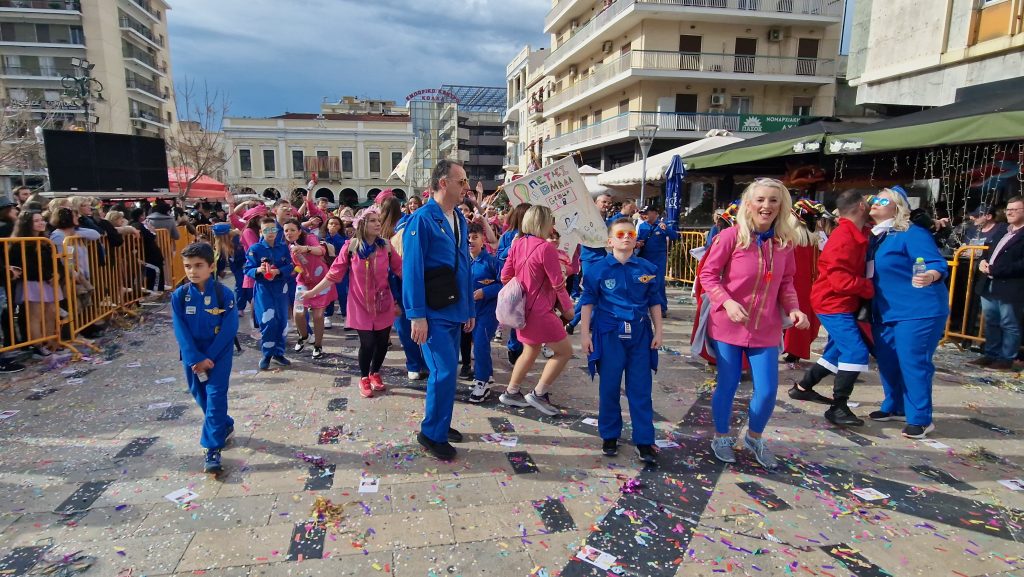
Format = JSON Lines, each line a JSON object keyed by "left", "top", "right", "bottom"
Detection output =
{"left": 221, "top": 97, "right": 414, "bottom": 207}
{"left": 0, "top": 0, "right": 176, "bottom": 192}
{"left": 503, "top": 45, "right": 553, "bottom": 180}
{"left": 539, "top": 0, "right": 844, "bottom": 169}
{"left": 847, "top": 0, "right": 1024, "bottom": 108}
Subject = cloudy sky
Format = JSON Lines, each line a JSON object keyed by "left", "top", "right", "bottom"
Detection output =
{"left": 167, "top": 0, "right": 549, "bottom": 117}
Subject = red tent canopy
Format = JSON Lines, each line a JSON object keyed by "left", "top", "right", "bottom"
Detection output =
{"left": 168, "top": 167, "right": 228, "bottom": 199}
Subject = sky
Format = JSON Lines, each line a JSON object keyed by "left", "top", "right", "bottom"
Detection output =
{"left": 167, "top": 0, "right": 550, "bottom": 117}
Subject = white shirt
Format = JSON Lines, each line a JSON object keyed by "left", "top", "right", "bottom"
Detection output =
{"left": 871, "top": 218, "right": 895, "bottom": 237}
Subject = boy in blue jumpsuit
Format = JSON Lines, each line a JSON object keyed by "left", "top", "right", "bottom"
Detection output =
{"left": 579, "top": 218, "right": 665, "bottom": 465}
{"left": 244, "top": 216, "right": 294, "bottom": 371}
{"left": 403, "top": 183, "right": 475, "bottom": 461}
{"left": 466, "top": 223, "right": 502, "bottom": 404}
{"left": 636, "top": 206, "right": 679, "bottom": 317}
{"left": 171, "top": 243, "right": 239, "bottom": 474}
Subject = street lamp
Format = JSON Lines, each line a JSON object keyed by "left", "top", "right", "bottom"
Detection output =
{"left": 637, "top": 123, "right": 658, "bottom": 208}
{"left": 61, "top": 58, "right": 103, "bottom": 131}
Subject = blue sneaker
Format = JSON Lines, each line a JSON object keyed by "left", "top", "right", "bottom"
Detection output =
{"left": 204, "top": 449, "right": 222, "bottom": 474}
{"left": 258, "top": 356, "right": 271, "bottom": 371}
{"left": 272, "top": 355, "right": 291, "bottom": 366}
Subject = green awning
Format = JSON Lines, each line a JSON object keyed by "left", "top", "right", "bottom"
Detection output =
{"left": 824, "top": 92, "right": 1024, "bottom": 155}
{"left": 684, "top": 121, "right": 853, "bottom": 171}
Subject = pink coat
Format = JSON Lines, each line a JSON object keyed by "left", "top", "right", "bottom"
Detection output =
{"left": 325, "top": 239, "right": 402, "bottom": 330}
{"left": 240, "top": 228, "right": 260, "bottom": 289}
{"left": 291, "top": 234, "right": 336, "bottom": 309}
{"left": 500, "top": 235, "right": 573, "bottom": 345}
{"left": 698, "top": 226, "right": 800, "bottom": 348}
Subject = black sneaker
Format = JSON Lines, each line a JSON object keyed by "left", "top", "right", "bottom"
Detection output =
{"left": 417, "top": 431, "right": 456, "bottom": 460}
{"left": 869, "top": 410, "right": 906, "bottom": 422}
{"left": 311, "top": 346, "right": 325, "bottom": 360}
{"left": 564, "top": 322, "right": 575, "bottom": 336}
{"left": 787, "top": 385, "right": 833, "bottom": 405}
{"left": 204, "top": 449, "right": 223, "bottom": 474}
{"left": 258, "top": 356, "right": 271, "bottom": 371}
{"left": 507, "top": 348, "right": 522, "bottom": 366}
{"left": 0, "top": 361, "right": 25, "bottom": 374}
{"left": 635, "top": 445, "right": 659, "bottom": 465}
{"left": 447, "top": 427, "right": 464, "bottom": 443}
{"left": 602, "top": 438, "right": 618, "bottom": 457}
{"left": 272, "top": 355, "right": 291, "bottom": 366}
{"left": 459, "top": 364, "right": 474, "bottom": 380}
{"left": 902, "top": 423, "right": 935, "bottom": 439}
{"left": 825, "top": 405, "right": 865, "bottom": 427}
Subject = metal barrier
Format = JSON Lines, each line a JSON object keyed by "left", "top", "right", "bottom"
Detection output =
{"left": 665, "top": 231, "right": 708, "bottom": 285}
{"left": 156, "top": 226, "right": 197, "bottom": 288}
{"left": 943, "top": 244, "right": 988, "bottom": 345}
{"left": 0, "top": 238, "right": 64, "bottom": 356}
{"left": 195, "top": 224, "right": 213, "bottom": 242}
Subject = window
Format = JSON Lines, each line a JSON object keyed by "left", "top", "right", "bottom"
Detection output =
{"left": 341, "top": 151, "right": 353, "bottom": 173}
{"left": 292, "top": 150, "right": 304, "bottom": 173}
{"left": 792, "top": 97, "right": 813, "bottom": 116}
{"left": 580, "top": 115, "right": 588, "bottom": 128}
{"left": 69, "top": 26, "right": 84, "bottom": 45}
{"left": 619, "top": 99, "right": 630, "bottom": 114}
{"left": 593, "top": 110, "right": 602, "bottom": 124}
{"left": 262, "top": 149, "right": 275, "bottom": 173}
{"left": 391, "top": 151, "right": 403, "bottom": 170}
{"left": 239, "top": 149, "right": 252, "bottom": 173}
{"left": 728, "top": 97, "right": 752, "bottom": 114}
{"left": 316, "top": 150, "right": 329, "bottom": 179}
{"left": 369, "top": 151, "right": 381, "bottom": 174}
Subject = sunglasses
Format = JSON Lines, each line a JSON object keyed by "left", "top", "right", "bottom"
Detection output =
{"left": 260, "top": 228, "right": 277, "bottom": 235}
{"left": 612, "top": 229, "right": 637, "bottom": 239}
{"left": 870, "top": 198, "right": 892, "bottom": 207}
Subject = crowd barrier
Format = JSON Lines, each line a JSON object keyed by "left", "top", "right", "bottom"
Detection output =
{"left": 0, "top": 238, "right": 64, "bottom": 357}
{"left": 665, "top": 231, "right": 708, "bottom": 285}
{"left": 943, "top": 244, "right": 989, "bottom": 346}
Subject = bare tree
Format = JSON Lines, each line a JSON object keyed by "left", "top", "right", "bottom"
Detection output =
{"left": 0, "top": 103, "right": 58, "bottom": 188}
{"left": 166, "top": 78, "right": 231, "bottom": 201}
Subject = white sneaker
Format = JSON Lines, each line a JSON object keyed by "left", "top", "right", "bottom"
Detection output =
{"left": 324, "top": 317, "right": 333, "bottom": 329}
{"left": 468, "top": 380, "right": 489, "bottom": 403}
{"left": 541, "top": 345, "right": 554, "bottom": 359}
{"left": 493, "top": 329, "right": 503, "bottom": 342}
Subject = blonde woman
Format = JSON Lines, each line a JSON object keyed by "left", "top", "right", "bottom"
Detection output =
{"left": 698, "top": 178, "right": 809, "bottom": 469}
{"left": 866, "top": 186, "right": 948, "bottom": 439}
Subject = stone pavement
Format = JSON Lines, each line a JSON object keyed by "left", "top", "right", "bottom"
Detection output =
{"left": 0, "top": 286, "right": 1021, "bottom": 577}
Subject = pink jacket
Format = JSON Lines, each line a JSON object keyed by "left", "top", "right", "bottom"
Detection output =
{"left": 240, "top": 228, "right": 260, "bottom": 289}
{"left": 324, "top": 238, "right": 402, "bottom": 330}
{"left": 501, "top": 235, "right": 573, "bottom": 318}
{"left": 698, "top": 226, "right": 799, "bottom": 348}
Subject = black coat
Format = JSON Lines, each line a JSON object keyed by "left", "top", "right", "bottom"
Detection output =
{"left": 980, "top": 227, "right": 1024, "bottom": 303}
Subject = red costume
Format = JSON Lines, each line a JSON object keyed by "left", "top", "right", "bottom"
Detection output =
{"left": 782, "top": 244, "right": 820, "bottom": 359}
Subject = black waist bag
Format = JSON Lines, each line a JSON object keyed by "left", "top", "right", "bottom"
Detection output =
{"left": 424, "top": 266, "right": 459, "bottom": 310}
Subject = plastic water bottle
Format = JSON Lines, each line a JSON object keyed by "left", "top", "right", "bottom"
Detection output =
{"left": 294, "top": 285, "right": 306, "bottom": 312}
{"left": 912, "top": 257, "right": 927, "bottom": 287}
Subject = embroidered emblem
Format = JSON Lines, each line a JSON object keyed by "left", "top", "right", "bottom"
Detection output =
{"left": 604, "top": 279, "right": 617, "bottom": 290}
{"left": 204, "top": 296, "right": 212, "bottom": 306}
{"left": 185, "top": 306, "right": 197, "bottom": 315}
{"left": 637, "top": 275, "right": 656, "bottom": 284}
{"left": 479, "top": 279, "right": 496, "bottom": 285}
{"left": 206, "top": 308, "right": 226, "bottom": 315}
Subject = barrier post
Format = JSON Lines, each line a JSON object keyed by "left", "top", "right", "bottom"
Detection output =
{"left": 0, "top": 238, "right": 64, "bottom": 356}
{"left": 665, "top": 231, "right": 708, "bottom": 285}
{"left": 943, "top": 244, "right": 989, "bottom": 345}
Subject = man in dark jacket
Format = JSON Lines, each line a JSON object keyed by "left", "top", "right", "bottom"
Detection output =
{"left": 970, "top": 196, "right": 1024, "bottom": 370}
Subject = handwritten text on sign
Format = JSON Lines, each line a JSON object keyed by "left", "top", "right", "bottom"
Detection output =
{"left": 507, "top": 157, "right": 607, "bottom": 252}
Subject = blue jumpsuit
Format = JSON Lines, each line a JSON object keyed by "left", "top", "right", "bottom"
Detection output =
{"left": 402, "top": 199, "right": 475, "bottom": 444}
{"left": 637, "top": 220, "right": 680, "bottom": 314}
{"left": 244, "top": 238, "right": 294, "bottom": 359}
{"left": 171, "top": 281, "right": 239, "bottom": 450}
{"left": 470, "top": 250, "right": 502, "bottom": 382}
{"left": 393, "top": 217, "right": 427, "bottom": 374}
{"left": 582, "top": 254, "right": 665, "bottom": 445}
{"left": 229, "top": 235, "right": 250, "bottom": 312}
{"left": 496, "top": 228, "right": 523, "bottom": 354}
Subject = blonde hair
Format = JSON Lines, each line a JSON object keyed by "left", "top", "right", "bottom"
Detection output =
{"left": 520, "top": 205, "right": 554, "bottom": 238}
{"left": 879, "top": 188, "right": 912, "bottom": 231}
{"left": 105, "top": 210, "right": 125, "bottom": 226}
{"left": 735, "top": 178, "right": 798, "bottom": 249}
{"left": 347, "top": 209, "right": 382, "bottom": 257}
{"left": 70, "top": 195, "right": 94, "bottom": 209}
{"left": 787, "top": 214, "right": 815, "bottom": 247}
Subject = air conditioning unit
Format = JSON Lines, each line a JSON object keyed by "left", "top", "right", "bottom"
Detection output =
{"left": 767, "top": 28, "right": 783, "bottom": 42}
{"left": 602, "top": 40, "right": 613, "bottom": 54}
{"left": 568, "top": 65, "right": 578, "bottom": 77}
{"left": 709, "top": 94, "right": 727, "bottom": 107}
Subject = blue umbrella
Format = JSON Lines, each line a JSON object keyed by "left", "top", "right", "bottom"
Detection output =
{"left": 664, "top": 154, "right": 685, "bottom": 230}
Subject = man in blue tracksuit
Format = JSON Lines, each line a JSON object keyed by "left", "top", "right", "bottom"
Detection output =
{"left": 171, "top": 243, "right": 239, "bottom": 474}
{"left": 403, "top": 160, "right": 475, "bottom": 461}
{"left": 466, "top": 223, "right": 502, "bottom": 404}
{"left": 244, "top": 216, "right": 294, "bottom": 371}
{"left": 636, "top": 206, "right": 679, "bottom": 317}
{"left": 579, "top": 218, "right": 665, "bottom": 465}
{"left": 567, "top": 193, "right": 615, "bottom": 332}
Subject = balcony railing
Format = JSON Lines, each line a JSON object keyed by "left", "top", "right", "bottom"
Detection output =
{"left": 126, "top": 76, "right": 165, "bottom": 99}
{"left": 304, "top": 156, "right": 342, "bottom": 181}
{"left": 547, "top": 0, "right": 841, "bottom": 66}
{"left": 119, "top": 16, "right": 162, "bottom": 47}
{"left": 126, "top": 0, "right": 160, "bottom": 20}
{"left": 547, "top": 50, "right": 835, "bottom": 111}
{"left": 503, "top": 155, "right": 520, "bottom": 168}
{"left": 123, "top": 46, "right": 166, "bottom": 73}
{"left": 546, "top": 110, "right": 806, "bottom": 152}
{"left": 0, "top": 0, "right": 80, "bottom": 10}
{"left": 0, "top": 65, "right": 74, "bottom": 77}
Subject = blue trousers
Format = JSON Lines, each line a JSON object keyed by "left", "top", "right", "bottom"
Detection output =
{"left": 395, "top": 309, "right": 427, "bottom": 373}
{"left": 597, "top": 329, "right": 655, "bottom": 445}
{"left": 816, "top": 313, "right": 871, "bottom": 373}
{"left": 506, "top": 328, "right": 522, "bottom": 353}
{"left": 326, "top": 277, "right": 349, "bottom": 317}
{"left": 473, "top": 316, "right": 498, "bottom": 382}
{"left": 230, "top": 264, "right": 251, "bottom": 311}
{"left": 569, "top": 260, "right": 596, "bottom": 328}
{"left": 254, "top": 281, "right": 289, "bottom": 357}
{"left": 872, "top": 317, "right": 944, "bottom": 426}
{"left": 286, "top": 277, "right": 297, "bottom": 315}
{"left": 420, "top": 319, "right": 461, "bottom": 443}
{"left": 712, "top": 342, "right": 779, "bottom": 435}
{"left": 981, "top": 296, "right": 1022, "bottom": 363}
{"left": 184, "top": 347, "right": 234, "bottom": 450}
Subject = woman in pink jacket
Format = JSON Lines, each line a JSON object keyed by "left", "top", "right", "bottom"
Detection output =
{"left": 497, "top": 205, "right": 574, "bottom": 416}
{"left": 283, "top": 219, "right": 335, "bottom": 360}
{"left": 699, "top": 178, "right": 809, "bottom": 470}
{"left": 302, "top": 207, "right": 402, "bottom": 399}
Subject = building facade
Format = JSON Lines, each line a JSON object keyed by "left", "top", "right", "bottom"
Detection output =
{"left": 0, "top": 0, "right": 177, "bottom": 193}
{"left": 221, "top": 97, "right": 414, "bottom": 207}
{"left": 538, "top": 0, "right": 844, "bottom": 169}
{"left": 503, "top": 45, "right": 553, "bottom": 180}
{"left": 847, "top": 0, "right": 1024, "bottom": 108}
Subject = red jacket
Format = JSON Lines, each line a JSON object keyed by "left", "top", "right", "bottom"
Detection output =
{"left": 810, "top": 218, "right": 874, "bottom": 314}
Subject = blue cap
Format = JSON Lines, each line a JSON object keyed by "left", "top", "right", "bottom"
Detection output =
{"left": 212, "top": 223, "right": 231, "bottom": 236}
{"left": 889, "top": 185, "right": 910, "bottom": 204}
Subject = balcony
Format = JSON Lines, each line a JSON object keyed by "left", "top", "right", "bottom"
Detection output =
{"left": 123, "top": 45, "right": 166, "bottom": 76}
{"left": 0, "top": 64, "right": 73, "bottom": 78}
{"left": 545, "top": 110, "right": 805, "bottom": 155}
{"left": 126, "top": 76, "right": 166, "bottom": 101}
{"left": 546, "top": 50, "right": 835, "bottom": 116}
{"left": 529, "top": 101, "right": 544, "bottom": 122}
{"left": 304, "top": 156, "right": 343, "bottom": 181}
{"left": 130, "top": 109, "right": 168, "bottom": 130}
{"left": 124, "top": 0, "right": 160, "bottom": 22}
{"left": 546, "top": 0, "right": 842, "bottom": 72}
{"left": 120, "top": 16, "right": 163, "bottom": 49}
{"left": 503, "top": 123, "right": 520, "bottom": 142}
{"left": 0, "top": 0, "right": 80, "bottom": 12}
{"left": 503, "top": 155, "right": 520, "bottom": 171}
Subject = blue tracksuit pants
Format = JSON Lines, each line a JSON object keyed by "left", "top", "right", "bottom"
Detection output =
{"left": 712, "top": 342, "right": 779, "bottom": 435}
{"left": 473, "top": 316, "right": 498, "bottom": 382}
{"left": 254, "top": 281, "right": 288, "bottom": 357}
{"left": 816, "top": 313, "right": 871, "bottom": 373}
{"left": 597, "top": 327, "right": 655, "bottom": 445}
{"left": 395, "top": 309, "right": 427, "bottom": 373}
{"left": 872, "top": 316, "right": 944, "bottom": 426}
{"left": 184, "top": 343, "right": 234, "bottom": 450}
{"left": 420, "top": 319, "right": 461, "bottom": 443}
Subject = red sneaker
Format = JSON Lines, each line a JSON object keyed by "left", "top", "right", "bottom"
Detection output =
{"left": 359, "top": 377, "right": 374, "bottom": 398}
{"left": 369, "top": 373, "right": 386, "bottom": 392}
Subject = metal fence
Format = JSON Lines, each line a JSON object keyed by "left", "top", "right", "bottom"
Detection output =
{"left": 665, "top": 231, "right": 708, "bottom": 285}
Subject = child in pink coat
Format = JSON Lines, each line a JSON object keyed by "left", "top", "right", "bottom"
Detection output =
{"left": 283, "top": 219, "right": 335, "bottom": 360}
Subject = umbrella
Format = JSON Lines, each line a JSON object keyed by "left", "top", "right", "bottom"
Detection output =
{"left": 664, "top": 155, "right": 685, "bottom": 229}
{"left": 598, "top": 135, "right": 742, "bottom": 190}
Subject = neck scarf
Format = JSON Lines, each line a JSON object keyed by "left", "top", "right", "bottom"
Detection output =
{"left": 755, "top": 227, "right": 775, "bottom": 247}
{"left": 357, "top": 237, "right": 386, "bottom": 260}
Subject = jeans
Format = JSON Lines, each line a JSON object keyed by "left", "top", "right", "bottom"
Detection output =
{"left": 981, "top": 296, "right": 1022, "bottom": 362}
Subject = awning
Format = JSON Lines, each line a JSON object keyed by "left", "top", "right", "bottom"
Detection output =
{"left": 598, "top": 135, "right": 742, "bottom": 186}
{"left": 824, "top": 91, "right": 1024, "bottom": 155}
{"left": 683, "top": 121, "right": 855, "bottom": 171}
{"left": 168, "top": 167, "right": 228, "bottom": 199}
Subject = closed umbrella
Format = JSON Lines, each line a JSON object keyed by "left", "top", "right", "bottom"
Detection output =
{"left": 664, "top": 155, "right": 685, "bottom": 230}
